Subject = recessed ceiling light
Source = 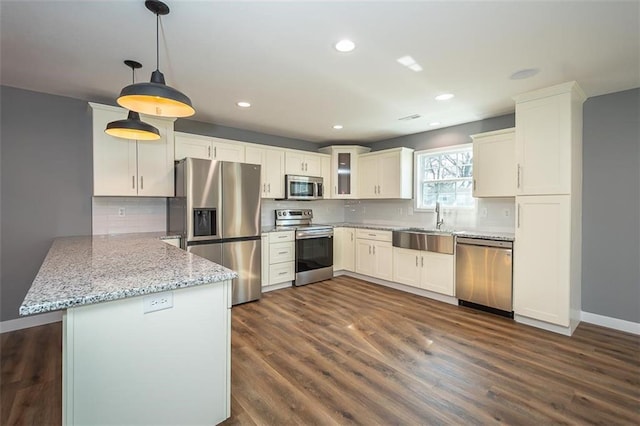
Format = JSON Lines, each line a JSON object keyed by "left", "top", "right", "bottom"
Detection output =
{"left": 435, "top": 93, "right": 454, "bottom": 101}
{"left": 397, "top": 55, "right": 423, "bottom": 72}
{"left": 333, "top": 124, "right": 344, "bottom": 130}
{"left": 510, "top": 68, "right": 540, "bottom": 80}
{"left": 429, "top": 121, "right": 441, "bottom": 126}
{"left": 334, "top": 39, "right": 355, "bottom": 52}
{"left": 236, "top": 101, "right": 251, "bottom": 108}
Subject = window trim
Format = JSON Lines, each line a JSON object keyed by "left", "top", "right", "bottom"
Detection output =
{"left": 413, "top": 143, "right": 475, "bottom": 212}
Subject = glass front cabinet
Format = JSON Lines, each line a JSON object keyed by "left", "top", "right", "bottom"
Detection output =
{"left": 319, "top": 145, "right": 371, "bottom": 199}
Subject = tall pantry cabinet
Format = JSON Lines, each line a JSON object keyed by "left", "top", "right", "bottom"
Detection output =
{"left": 512, "top": 81, "right": 586, "bottom": 335}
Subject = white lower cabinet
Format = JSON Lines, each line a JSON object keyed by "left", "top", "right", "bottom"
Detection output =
{"left": 393, "top": 248, "right": 455, "bottom": 296}
{"left": 355, "top": 230, "right": 393, "bottom": 281}
{"left": 264, "top": 231, "right": 295, "bottom": 285}
{"left": 514, "top": 195, "right": 572, "bottom": 327}
{"left": 333, "top": 227, "right": 355, "bottom": 272}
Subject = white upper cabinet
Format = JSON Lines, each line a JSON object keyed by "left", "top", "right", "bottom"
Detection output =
{"left": 245, "top": 145, "right": 285, "bottom": 199}
{"left": 175, "top": 132, "right": 245, "bottom": 162}
{"left": 358, "top": 148, "right": 413, "bottom": 199}
{"left": 471, "top": 128, "right": 516, "bottom": 197}
{"left": 514, "top": 82, "right": 586, "bottom": 196}
{"left": 318, "top": 145, "right": 371, "bottom": 199}
{"left": 91, "top": 103, "right": 175, "bottom": 197}
{"left": 284, "top": 151, "right": 325, "bottom": 177}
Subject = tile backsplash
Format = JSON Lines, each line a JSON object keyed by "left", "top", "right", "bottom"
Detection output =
{"left": 92, "top": 197, "right": 167, "bottom": 235}
{"left": 261, "top": 199, "right": 346, "bottom": 226}
{"left": 92, "top": 196, "right": 514, "bottom": 235}
{"left": 344, "top": 197, "right": 515, "bottom": 232}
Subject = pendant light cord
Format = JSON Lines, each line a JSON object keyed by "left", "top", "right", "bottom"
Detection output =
{"left": 156, "top": 12, "right": 160, "bottom": 71}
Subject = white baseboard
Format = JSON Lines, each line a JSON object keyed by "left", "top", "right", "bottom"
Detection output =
{"left": 261, "top": 281, "right": 293, "bottom": 293}
{"left": 581, "top": 311, "right": 640, "bottom": 335}
{"left": 0, "top": 311, "right": 63, "bottom": 334}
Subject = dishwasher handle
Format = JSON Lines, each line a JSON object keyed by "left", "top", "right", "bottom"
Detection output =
{"left": 456, "top": 237, "right": 512, "bottom": 249}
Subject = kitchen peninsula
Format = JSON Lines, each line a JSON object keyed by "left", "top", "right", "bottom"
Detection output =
{"left": 19, "top": 233, "right": 236, "bottom": 425}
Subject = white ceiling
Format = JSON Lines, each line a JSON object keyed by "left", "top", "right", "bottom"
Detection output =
{"left": 1, "top": 0, "right": 638, "bottom": 143}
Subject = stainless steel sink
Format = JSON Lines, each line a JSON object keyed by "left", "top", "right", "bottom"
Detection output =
{"left": 392, "top": 229, "right": 455, "bottom": 254}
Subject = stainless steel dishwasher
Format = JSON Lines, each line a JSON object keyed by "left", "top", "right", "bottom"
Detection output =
{"left": 455, "top": 237, "right": 513, "bottom": 317}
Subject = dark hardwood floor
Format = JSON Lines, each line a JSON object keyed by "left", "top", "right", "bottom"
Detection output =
{"left": 2, "top": 276, "right": 639, "bottom": 425}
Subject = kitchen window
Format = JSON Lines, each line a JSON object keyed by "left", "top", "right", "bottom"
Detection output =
{"left": 414, "top": 144, "right": 474, "bottom": 210}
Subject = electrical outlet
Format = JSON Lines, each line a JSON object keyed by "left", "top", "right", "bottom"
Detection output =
{"left": 118, "top": 207, "right": 126, "bottom": 217}
{"left": 143, "top": 292, "right": 173, "bottom": 314}
{"left": 503, "top": 208, "right": 510, "bottom": 218}
{"left": 480, "top": 208, "right": 488, "bottom": 218}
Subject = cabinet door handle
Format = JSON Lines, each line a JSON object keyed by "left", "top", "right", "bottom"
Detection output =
{"left": 140, "top": 176, "right": 143, "bottom": 190}
{"left": 473, "top": 179, "right": 476, "bottom": 191}
{"left": 517, "top": 203, "right": 521, "bottom": 228}
{"left": 377, "top": 185, "right": 381, "bottom": 194}
{"left": 421, "top": 257, "right": 424, "bottom": 267}
{"left": 208, "top": 146, "right": 211, "bottom": 158}
{"left": 373, "top": 246, "right": 376, "bottom": 255}
{"left": 350, "top": 233, "right": 353, "bottom": 242}
{"left": 268, "top": 183, "right": 271, "bottom": 193}
{"left": 517, "top": 164, "right": 521, "bottom": 189}
{"left": 278, "top": 271, "right": 288, "bottom": 276}
{"left": 278, "top": 251, "right": 288, "bottom": 255}
{"left": 214, "top": 146, "right": 217, "bottom": 158}
{"left": 416, "top": 256, "right": 418, "bottom": 267}
{"left": 132, "top": 175, "right": 135, "bottom": 189}
{"left": 368, "top": 246, "right": 371, "bottom": 255}
{"left": 278, "top": 235, "right": 287, "bottom": 239}
{"left": 335, "top": 185, "right": 337, "bottom": 194}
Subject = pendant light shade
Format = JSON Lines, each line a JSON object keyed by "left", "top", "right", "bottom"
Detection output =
{"left": 117, "top": 0, "right": 195, "bottom": 118}
{"left": 106, "top": 110, "right": 161, "bottom": 140}
{"left": 105, "top": 60, "right": 161, "bottom": 141}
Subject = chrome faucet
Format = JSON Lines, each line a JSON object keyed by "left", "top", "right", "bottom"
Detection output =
{"left": 435, "top": 202, "right": 444, "bottom": 230}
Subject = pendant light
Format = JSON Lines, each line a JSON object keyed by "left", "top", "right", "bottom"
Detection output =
{"left": 105, "top": 60, "right": 161, "bottom": 141}
{"left": 117, "top": 0, "right": 195, "bottom": 118}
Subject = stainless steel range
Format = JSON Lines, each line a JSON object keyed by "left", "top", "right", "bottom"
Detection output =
{"left": 275, "top": 209, "right": 333, "bottom": 286}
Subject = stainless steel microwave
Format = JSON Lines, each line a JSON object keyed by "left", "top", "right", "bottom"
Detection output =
{"left": 285, "top": 175, "right": 324, "bottom": 200}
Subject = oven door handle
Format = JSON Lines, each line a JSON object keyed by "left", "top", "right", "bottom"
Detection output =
{"left": 296, "top": 232, "right": 334, "bottom": 240}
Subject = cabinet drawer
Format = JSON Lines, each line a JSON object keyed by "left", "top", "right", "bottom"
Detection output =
{"left": 355, "top": 229, "right": 392, "bottom": 242}
{"left": 269, "top": 242, "right": 294, "bottom": 263}
{"left": 269, "top": 231, "right": 295, "bottom": 242}
{"left": 269, "top": 262, "right": 294, "bottom": 284}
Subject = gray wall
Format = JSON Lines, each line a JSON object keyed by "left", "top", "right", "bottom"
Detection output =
{"left": 1, "top": 86, "right": 92, "bottom": 322}
{"left": 2, "top": 85, "right": 638, "bottom": 324}
{"left": 367, "top": 114, "right": 515, "bottom": 151}
{"left": 369, "top": 90, "right": 640, "bottom": 323}
{"left": 0, "top": 86, "right": 323, "bottom": 322}
{"left": 582, "top": 88, "right": 639, "bottom": 322}
{"left": 175, "top": 119, "right": 319, "bottom": 152}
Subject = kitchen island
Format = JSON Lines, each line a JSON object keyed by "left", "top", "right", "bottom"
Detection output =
{"left": 20, "top": 233, "right": 237, "bottom": 426}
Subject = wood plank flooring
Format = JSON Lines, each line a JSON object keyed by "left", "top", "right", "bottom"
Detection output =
{"left": 2, "top": 276, "right": 639, "bottom": 425}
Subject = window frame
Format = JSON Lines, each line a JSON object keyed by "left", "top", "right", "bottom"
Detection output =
{"left": 413, "top": 143, "right": 475, "bottom": 212}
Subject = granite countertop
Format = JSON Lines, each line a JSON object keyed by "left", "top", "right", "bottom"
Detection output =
{"left": 19, "top": 233, "right": 237, "bottom": 316}
{"left": 262, "top": 222, "right": 515, "bottom": 240}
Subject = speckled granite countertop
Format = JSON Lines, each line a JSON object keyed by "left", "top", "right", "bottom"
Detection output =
{"left": 261, "top": 222, "right": 515, "bottom": 240}
{"left": 19, "top": 233, "right": 237, "bottom": 316}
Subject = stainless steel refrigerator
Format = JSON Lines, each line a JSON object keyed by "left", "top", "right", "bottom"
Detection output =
{"left": 169, "top": 158, "right": 262, "bottom": 305}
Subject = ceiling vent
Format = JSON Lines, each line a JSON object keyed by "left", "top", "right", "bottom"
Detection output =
{"left": 398, "top": 114, "right": 422, "bottom": 121}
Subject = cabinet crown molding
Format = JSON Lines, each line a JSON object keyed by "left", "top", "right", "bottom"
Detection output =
{"left": 471, "top": 127, "right": 515, "bottom": 140}
{"left": 512, "top": 81, "right": 587, "bottom": 104}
